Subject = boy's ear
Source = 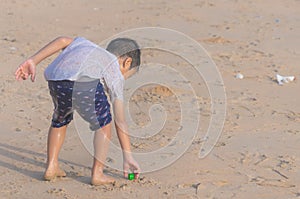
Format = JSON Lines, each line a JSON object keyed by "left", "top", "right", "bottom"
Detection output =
{"left": 123, "top": 57, "right": 132, "bottom": 70}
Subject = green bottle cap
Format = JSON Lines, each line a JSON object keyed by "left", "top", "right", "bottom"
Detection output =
{"left": 128, "top": 173, "right": 135, "bottom": 180}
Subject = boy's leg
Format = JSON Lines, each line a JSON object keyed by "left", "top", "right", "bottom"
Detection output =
{"left": 74, "top": 81, "right": 114, "bottom": 185}
{"left": 45, "top": 80, "right": 74, "bottom": 180}
{"left": 91, "top": 123, "right": 115, "bottom": 185}
{"left": 44, "top": 126, "right": 67, "bottom": 180}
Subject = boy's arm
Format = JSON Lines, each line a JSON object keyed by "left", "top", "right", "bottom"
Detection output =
{"left": 15, "top": 36, "right": 73, "bottom": 82}
{"left": 113, "top": 100, "right": 141, "bottom": 179}
{"left": 30, "top": 36, "right": 73, "bottom": 65}
{"left": 103, "top": 62, "right": 140, "bottom": 179}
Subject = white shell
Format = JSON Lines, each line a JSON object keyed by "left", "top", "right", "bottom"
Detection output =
{"left": 235, "top": 73, "right": 244, "bottom": 79}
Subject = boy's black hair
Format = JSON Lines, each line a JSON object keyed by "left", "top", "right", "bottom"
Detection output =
{"left": 106, "top": 38, "right": 141, "bottom": 70}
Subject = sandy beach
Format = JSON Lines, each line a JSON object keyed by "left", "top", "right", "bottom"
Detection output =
{"left": 0, "top": 0, "right": 299, "bottom": 198}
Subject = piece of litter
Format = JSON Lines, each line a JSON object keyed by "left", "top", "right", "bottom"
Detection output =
{"left": 235, "top": 73, "right": 244, "bottom": 79}
{"left": 276, "top": 74, "right": 295, "bottom": 85}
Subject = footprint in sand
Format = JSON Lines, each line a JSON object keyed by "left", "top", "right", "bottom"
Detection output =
{"left": 239, "top": 151, "right": 268, "bottom": 166}
{"left": 47, "top": 188, "right": 72, "bottom": 198}
{"left": 250, "top": 176, "right": 295, "bottom": 188}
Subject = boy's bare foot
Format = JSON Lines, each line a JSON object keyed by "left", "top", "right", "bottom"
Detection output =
{"left": 44, "top": 166, "right": 66, "bottom": 181}
{"left": 91, "top": 173, "right": 116, "bottom": 186}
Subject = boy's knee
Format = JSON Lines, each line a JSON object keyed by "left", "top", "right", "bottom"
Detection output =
{"left": 95, "top": 124, "right": 112, "bottom": 139}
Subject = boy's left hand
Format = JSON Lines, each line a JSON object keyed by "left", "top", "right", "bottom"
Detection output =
{"left": 15, "top": 59, "right": 36, "bottom": 82}
{"left": 123, "top": 156, "right": 141, "bottom": 180}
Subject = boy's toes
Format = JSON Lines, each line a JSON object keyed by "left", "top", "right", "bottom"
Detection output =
{"left": 44, "top": 172, "right": 56, "bottom": 181}
{"left": 56, "top": 168, "right": 67, "bottom": 177}
{"left": 44, "top": 168, "right": 66, "bottom": 181}
{"left": 91, "top": 174, "right": 115, "bottom": 186}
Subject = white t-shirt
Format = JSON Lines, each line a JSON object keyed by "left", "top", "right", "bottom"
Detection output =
{"left": 44, "top": 37, "right": 124, "bottom": 102}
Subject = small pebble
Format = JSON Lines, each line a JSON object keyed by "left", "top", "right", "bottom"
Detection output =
{"left": 9, "top": 47, "right": 17, "bottom": 51}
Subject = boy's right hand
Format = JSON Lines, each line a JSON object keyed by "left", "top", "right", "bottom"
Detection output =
{"left": 123, "top": 155, "right": 141, "bottom": 180}
{"left": 15, "top": 59, "right": 36, "bottom": 82}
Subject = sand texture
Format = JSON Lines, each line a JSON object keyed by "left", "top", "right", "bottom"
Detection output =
{"left": 0, "top": 0, "right": 299, "bottom": 198}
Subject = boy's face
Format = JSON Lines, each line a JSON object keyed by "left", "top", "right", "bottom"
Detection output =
{"left": 124, "top": 67, "right": 137, "bottom": 79}
{"left": 118, "top": 57, "right": 137, "bottom": 79}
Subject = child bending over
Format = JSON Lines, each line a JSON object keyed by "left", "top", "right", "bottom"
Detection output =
{"left": 15, "top": 36, "right": 141, "bottom": 185}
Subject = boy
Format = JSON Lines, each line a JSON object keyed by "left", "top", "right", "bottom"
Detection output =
{"left": 15, "top": 36, "right": 141, "bottom": 185}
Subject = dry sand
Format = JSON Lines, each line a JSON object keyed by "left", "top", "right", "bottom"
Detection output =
{"left": 0, "top": 0, "right": 299, "bottom": 198}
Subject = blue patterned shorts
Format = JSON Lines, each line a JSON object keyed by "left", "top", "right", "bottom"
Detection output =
{"left": 48, "top": 80, "right": 112, "bottom": 131}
